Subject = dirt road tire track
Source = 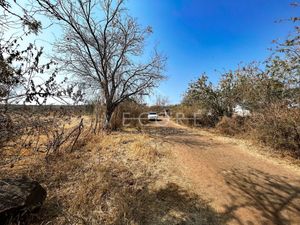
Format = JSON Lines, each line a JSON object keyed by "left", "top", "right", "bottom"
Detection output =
{"left": 147, "top": 119, "right": 300, "bottom": 225}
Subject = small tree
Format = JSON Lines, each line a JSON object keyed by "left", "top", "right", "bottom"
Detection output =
{"left": 266, "top": 4, "right": 300, "bottom": 106}
{"left": 36, "top": 0, "right": 166, "bottom": 130}
{"left": 0, "top": 0, "right": 64, "bottom": 106}
{"left": 155, "top": 95, "right": 169, "bottom": 107}
{"left": 0, "top": 0, "right": 64, "bottom": 149}
{"left": 183, "top": 74, "right": 227, "bottom": 118}
{"left": 229, "top": 63, "right": 286, "bottom": 111}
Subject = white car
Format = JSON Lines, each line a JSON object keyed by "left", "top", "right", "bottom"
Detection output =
{"left": 148, "top": 112, "right": 158, "bottom": 121}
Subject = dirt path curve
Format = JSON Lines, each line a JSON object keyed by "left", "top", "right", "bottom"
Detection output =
{"left": 145, "top": 118, "right": 300, "bottom": 225}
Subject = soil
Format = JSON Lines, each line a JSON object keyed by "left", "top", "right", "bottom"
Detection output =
{"left": 144, "top": 118, "right": 300, "bottom": 225}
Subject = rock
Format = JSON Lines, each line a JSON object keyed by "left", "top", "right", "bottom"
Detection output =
{"left": 0, "top": 178, "right": 47, "bottom": 224}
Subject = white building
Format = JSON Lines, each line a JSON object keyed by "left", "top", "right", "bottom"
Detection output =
{"left": 233, "top": 105, "right": 251, "bottom": 117}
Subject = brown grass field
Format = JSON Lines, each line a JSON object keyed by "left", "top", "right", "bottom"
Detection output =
{"left": 1, "top": 108, "right": 300, "bottom": 225}
{"left": 0, "top": 112, "right": 222, "bottom": 225}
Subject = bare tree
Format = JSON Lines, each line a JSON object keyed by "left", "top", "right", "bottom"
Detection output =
{"left": 36, "top": 0, "right": 166, "bottom": 129}
{"left": 155, "top": 94, "right": 169, "bottom": 107}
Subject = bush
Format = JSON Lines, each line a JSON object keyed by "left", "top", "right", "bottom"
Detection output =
{"left": 110, "top": 101, "right": 148, "bottom": 130}
{"left": 194, "top": 114, "right": 219, "bottom": 127}
{"left": 216, "top": 116, "right": 248, "bottom": 136}
{"left": 170, "top": 105, "right": 218, "bottom": 128}
{"left": 249, "top": 104, "right": 300, "bottom": 156}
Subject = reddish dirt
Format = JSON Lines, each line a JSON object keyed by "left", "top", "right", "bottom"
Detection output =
{"left": 147, "top": 119, "right": 300, "bottom": 225}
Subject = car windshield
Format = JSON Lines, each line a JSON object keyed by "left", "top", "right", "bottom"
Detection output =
{"left": 149, "top": 112, "right": 157, "bottom": 115}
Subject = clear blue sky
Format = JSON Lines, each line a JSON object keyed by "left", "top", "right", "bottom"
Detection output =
{"left": 126, "top": 0, "right": 298, "bottom": 104}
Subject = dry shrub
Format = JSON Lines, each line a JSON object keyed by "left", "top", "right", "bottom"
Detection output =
{"left": 170, "top": 105, "right": 217, "bottom": 128}
{"left": 110, "top": 101, "right": 148, "bottom": 130}
{"left": 0, "top": 105, "right": 91, "bottom": 168}
{"left": 194, "top": 113, "right": 218, "bottom": 128}
{"left": 90, "top": 101, "right": 150, "bottom": 131}
{"left": 216, "top": 116, "right": 248, "bottom": 136}
{"left": 249, "top": 104, "right": 300, "bottom": 156}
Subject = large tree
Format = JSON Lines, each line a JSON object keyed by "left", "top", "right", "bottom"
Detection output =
{"left": 36, "top": 0, "right": 166, "bottom": 129}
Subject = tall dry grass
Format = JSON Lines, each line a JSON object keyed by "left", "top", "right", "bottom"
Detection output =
{"left": 248, "top": 105, "right": 300, "bottom": 157}
{"left": 170, "top": 105, "right": 217, "bottom": 128}
{"left": 110, "top": 101, "right": 149, "bottom": 130}
{"left": 216, "top": 116, "right": 249, "bottom": 136}
{"left": 1, "top": 131, "right": 223, "bottom": 225}
{"left": 214, "top": 104, "right": 300, "bottom": 157}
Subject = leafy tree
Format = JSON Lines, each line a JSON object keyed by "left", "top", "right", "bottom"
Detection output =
{"left": 183, "top": 63, "right": 288, "bottom": 118}
{"left": 183, "top": 74, "right": 226, "bottom": 117}
{"left": 230, "top": 63, "right": 286, "bottom": 111}
{"left": 218, "top": 71, "right": 240, "bottom": 116}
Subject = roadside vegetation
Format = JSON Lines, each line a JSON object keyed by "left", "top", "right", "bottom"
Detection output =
{"left": 173, "top": 10, "right": 300, "bottom": 158}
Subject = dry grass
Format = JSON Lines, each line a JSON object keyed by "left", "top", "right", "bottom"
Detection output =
{"left": 1, "top": 117, "right": 223, "bottom": 225}
{"left": 169, "top": 105, "right": 218, "bottom": 128}
{"left": 216, "top": 116, "right": 248, "bottom": 136}
{"left": 110, "top": 101, "right": 149, "bottom": 130}
{"left": 248, "top": 105, "right": 300, "bottom": 157}
{"left": 0, "top": 113, "right": 89, "bottom": 167}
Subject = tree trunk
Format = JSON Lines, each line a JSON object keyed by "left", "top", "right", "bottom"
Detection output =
{"left": 103, "top": 105, "right": 114, "bottom": 131}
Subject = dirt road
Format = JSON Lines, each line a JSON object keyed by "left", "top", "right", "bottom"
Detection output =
{"left": 145, "top": 119, "right": 300, "bottom": 225}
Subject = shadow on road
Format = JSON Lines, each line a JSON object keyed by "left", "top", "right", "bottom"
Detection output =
{"left": 222, "top": 169, "right": 300, "bottom": 225}
{"left": 141, "top": 125, "right": 221, "bottom": 149}
{"left": 33, "top": 162, "right": 225, "bottom": 225}
{"left": 142, "top": 126, "right": 188, "bottom": 136}
{"left": 130, "top": 182, "right": 224, "bottom": 225}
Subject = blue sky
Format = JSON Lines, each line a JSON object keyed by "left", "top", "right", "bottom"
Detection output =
{"left": 30, "top": 0, "right": 299, "bottom": 105}
{"left": 126, "top": 0, "right": 298, "bottom": 104}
